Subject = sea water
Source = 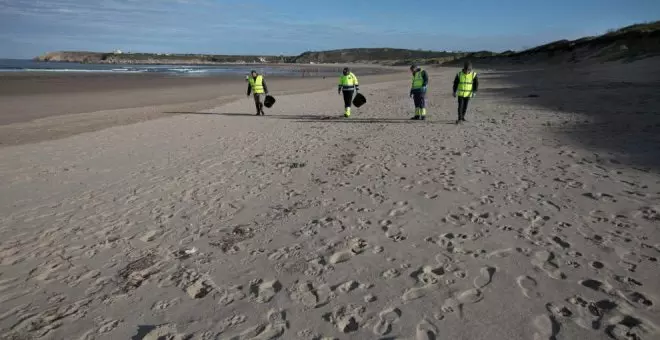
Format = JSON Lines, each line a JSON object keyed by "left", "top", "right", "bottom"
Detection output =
{"left": 0, "top": 59, "right": 341, "bottom": 77}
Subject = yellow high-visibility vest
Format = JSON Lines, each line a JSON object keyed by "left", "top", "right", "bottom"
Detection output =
{"left": 457, "top": 71, "right": 476, "bottom": 97}
{"left": 249, "top": 75, "right": 265, "bottom": 94}
{"left": 411, "top": 69, "right": 425, "bottom": 89}
{"left": 339, "top": 73, "right": 358, "bottom": 90}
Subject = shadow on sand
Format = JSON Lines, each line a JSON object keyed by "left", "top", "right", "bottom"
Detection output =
{"left": 166, "top": 111, "right": 457, "bottom": 125}
{"left": 479, "top": 64, "right": 660, "bottom": 172}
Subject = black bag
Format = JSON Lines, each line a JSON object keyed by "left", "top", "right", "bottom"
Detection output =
{"left": 264, "top": 95, "right": 276, "bottom": 108}
{"left": 352, "top": 93, "right": 366, "bottom": 107}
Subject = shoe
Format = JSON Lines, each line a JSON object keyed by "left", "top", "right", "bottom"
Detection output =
{"left": 456, "top": 119, "right": 461, "bottom": 124}
{"left": 411, "top": 116, "right": 420, "bottom": 120}
{"left": 344, "top": 113, "right": 350, "bottom": 118}
{"left": 420, "top": 116, "right": 426, "bottom": 121}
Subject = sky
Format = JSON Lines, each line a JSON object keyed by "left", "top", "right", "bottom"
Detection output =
{"left": 0, "top": 0, "right": 658, "bottom": 59}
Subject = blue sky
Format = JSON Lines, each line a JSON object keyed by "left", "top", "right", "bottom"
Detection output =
{"left": 0, "top": 0, "right": 658, "bottom": 59}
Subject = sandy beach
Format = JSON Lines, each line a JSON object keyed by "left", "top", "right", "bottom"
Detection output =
{"left": 1, "top": 61, "right": 659, "bottom": 340}
{"left": 0, "top": 70, "right": 405, "bottom": 146}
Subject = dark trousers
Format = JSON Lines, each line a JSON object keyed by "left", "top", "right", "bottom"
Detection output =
{"left": 253, "top": 93, "right": 264, "bottom": 114}
{"left": 412, "top": 92, "right": 426, "bottom": 108}
{"left": 342, "top": 90, "right": 354, "bottom": 108}
{"left": 457, "top": 96, "right": 470, "bottom": 120}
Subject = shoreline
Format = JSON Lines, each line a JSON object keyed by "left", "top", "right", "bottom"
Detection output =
{"left": 0, "top": 71, "right": 406, "bottom": 146}
{"left": 1, "top": 60, "right": 405, "bottom": 75}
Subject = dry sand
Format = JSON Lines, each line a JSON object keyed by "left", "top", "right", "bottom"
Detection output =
{"left": 0, "top": 63, "right": 659, "bottom": 340}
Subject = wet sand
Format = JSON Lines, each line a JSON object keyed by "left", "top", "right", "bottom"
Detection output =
{"left": 0, "top": 70, "right": 406, "bottom": 145}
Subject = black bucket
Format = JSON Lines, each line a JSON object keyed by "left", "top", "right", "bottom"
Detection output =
{"left": 352, "top": 93, "right": 366, "bottom": 108}
{"left": 264, "top": 95, "right": 276, "bottom": 108}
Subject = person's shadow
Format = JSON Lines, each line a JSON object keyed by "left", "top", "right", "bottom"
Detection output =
{"left": 167, "top": 111, "right": 456, "bottom": 124}
{"left": 479, "top": 66, "right": 660, "bottom": 172}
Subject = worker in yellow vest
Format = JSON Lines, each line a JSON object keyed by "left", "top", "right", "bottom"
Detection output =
{"left": 338, "top": 67, "right": 359, "bottom": 117}
{"left": 452, "top": 61, "right": 479, "bottom": 124}
{"left": 409, "top": 65, "right": 429, "bottom": 120}
{"left": 247, "top": 70, "right": 269, "bottom": 116}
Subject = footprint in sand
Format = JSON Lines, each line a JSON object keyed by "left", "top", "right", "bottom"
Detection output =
{"left": 133, "top": 324, "right": 185, "bottom": 340}
{"left": 416, "top": 318, "right": 439, "bottom": 340}
{"left": 329, "top": 250, "right": 352, "bottom": 265}
{"left": 457, "top": 289, "right": 484, "bottom": 304}
{"left": 139, "top": 229, "right": 163, "bottom": 243}
{"left": 388, "top": 201, "right": 411, "bottom": 218}
{"left": 579, "top": 278, "right": 615, "bottom": 295}
{"left": 486, "top": 248, "right": 515, "bottom": 259}
{"left": 372, "top": 307, "right": 402, "bottom": 336}
{"left": 383, "top": 225, "right": 407, "bottom": 242}
{"left": 401, "top": 266, "right": 446, "bottom": 302}
{"left": 516, "top": 275, "right": 542, "bottom": 298}
{"left": 217, "top": 314, "right": 248, "bottom": 334}
{"left": 566, "top": 295, "right": 616, "bottom": 330}
{"left": 532, "top": 314, "right": 560, "bottom": 340}
{"left": 323, "top": 304, "right": 365, "bottom": 334}
{"left": 453, "top": 270, "right": 468, "bottom": 279}
{"left": 541, "top": 200, "right": 561, "bottom": 212}
{"left": 617, "top": 290, "right": 654, "bottom": 309}
{"left": 545, "top": 303, "right": 574, "bottom": 321}
{"left": 151, "top": 298, "right": 180, "bottom": 312}
{"left": 588, "top": 261, "right": 606, "bottom": 270}
{"left": 473, "top": 266, "right": 496, "bottom": 289}
{"left": 336, "top": 280, "right": 359, "bottom": 294}
{"left": 441, "top": 289, "right": 484, "bottom": 313}
{"left": 290, "top": 281, "right": 332, "bottom": 308}
{"left": 531, "top": 251, "right": 566, "bottom": 280}
{"left": 618, "top": 260, "right": 638, "bottom": 273}
{"left": 248, "top": 279, "right": 282, "bottom": 303}
{"left": 613, "top": 275, "right": 642, "bottom": 287}
{"left": 382, "top": 268, "right": 401, "bottom": 279}
{"left": 226, "top": 309, "right": 288, "bottom": 340}
{"left": 97, "top": 319, "right": 121, "bottom": 334}
{"left": 583, "top": 192, "right": 616, "bottom": 202}
{"left": 550, "top": 235, "right": 571, "bottom": 249}
{"left": 605, "top": 313, "right": 657, "bottom": 340}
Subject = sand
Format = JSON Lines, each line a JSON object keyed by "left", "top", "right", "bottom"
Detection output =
{"left": 0, "top": 63, "right": 659, "bottom": 340}
{"left": 0, "top": 72, "right": 405, "bottom": 146}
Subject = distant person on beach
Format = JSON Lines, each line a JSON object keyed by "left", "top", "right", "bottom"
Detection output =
{"left": 338, "top": 67, "right": 359, "bottom": 117}
{"left": 409, "top": 65, "right": 429, "bottom": 120}
{"left": 247, "top": 70, "right": 269, "bottom": 116}
{"left": 452, "top": 61, "right": 479, "bottom": 124}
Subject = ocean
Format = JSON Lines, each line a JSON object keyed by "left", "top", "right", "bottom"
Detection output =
{"left": 0, "top": 59, "right": 338, "bottom": 77}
